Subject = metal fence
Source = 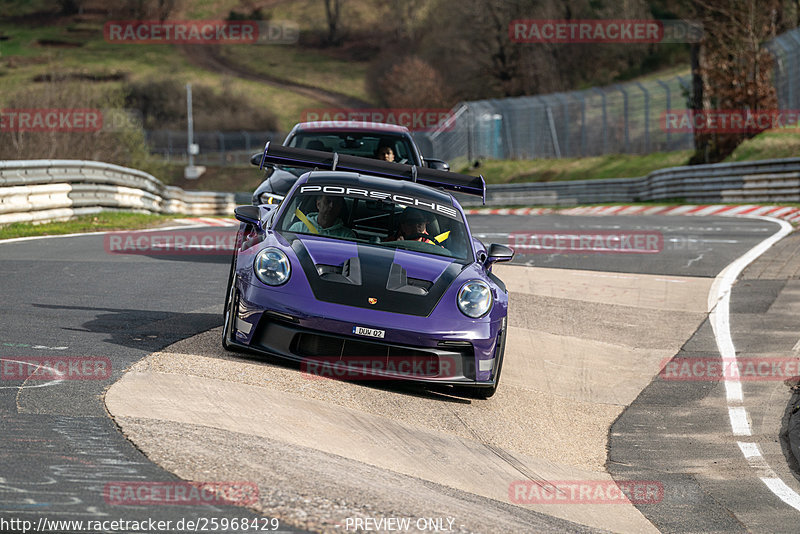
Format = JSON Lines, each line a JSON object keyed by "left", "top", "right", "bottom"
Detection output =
{"left": 418, "top": 27, "right": 800, "bottom": 164}
{"left": 417, "top": 75, "right": 696, "bottom": 164}
{"left": 144, "top": 130, "right": 281, "bottom": 166}
{"left": 767, "top": 27, "right": 800, "bottom": 111}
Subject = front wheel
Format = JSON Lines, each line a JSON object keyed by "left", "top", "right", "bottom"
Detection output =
{"left": 453, "top": 318, "right": 507, "bottom": 399}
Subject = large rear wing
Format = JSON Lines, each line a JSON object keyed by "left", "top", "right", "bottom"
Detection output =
{"left": 257, "top": 142, "right": 486, "bottom": 202}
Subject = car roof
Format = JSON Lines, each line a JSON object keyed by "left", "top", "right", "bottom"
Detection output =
{"left": 299, "top": 171, "right": 457, "bottom": 206}
{"left": 293, "top": 121, "right": 411, "bottom": 134}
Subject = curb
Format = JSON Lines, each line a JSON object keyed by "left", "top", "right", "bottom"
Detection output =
{"left": 465, "top": 204, "right": 800, "bottom": 223}
{"left": 174, "top": 217, "right": 238, "bottom": 227}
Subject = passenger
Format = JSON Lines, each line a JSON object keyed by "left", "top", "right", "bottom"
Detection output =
{"left": 389, "top": 207, "right": 436, "bottom": 244}
{"left": 375, "top": 142, "right": 396, "bottom": 162}
{"left": 288, "top": 195, "right": 355, "bottom": 238}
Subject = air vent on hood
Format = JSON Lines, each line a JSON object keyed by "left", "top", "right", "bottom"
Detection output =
{"left": 316, "top": 257, "right": 362, "bottom": 285}
{"left": 386, "top": 263, "right": 433, "bottom": 295}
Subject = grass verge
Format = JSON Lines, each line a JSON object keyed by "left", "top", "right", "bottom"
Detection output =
{"left": 156, "top": 163, "right": 265, "bottom": 193}
{"left": 0, "top": 212, "right": 183, "bottom": 240}
{"left": 458, "top": 130, "right": 800, "bottom": 185}
{"left": 459, "top": 150, "right": 695, "bottom": 184}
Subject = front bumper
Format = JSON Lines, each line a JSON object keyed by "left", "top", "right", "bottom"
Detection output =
{"left": 229, "top": 280, "right": 503, "bottom": 385}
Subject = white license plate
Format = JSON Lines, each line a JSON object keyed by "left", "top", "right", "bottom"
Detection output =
{"left": 352, "top": 326, "right": 385, "bottom": 339}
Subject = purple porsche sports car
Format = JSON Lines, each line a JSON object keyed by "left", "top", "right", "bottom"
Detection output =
{"left": 223, "top": 144, "right": 513, "bottom": 398}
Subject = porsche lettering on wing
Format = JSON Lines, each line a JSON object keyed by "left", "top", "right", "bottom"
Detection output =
{"left": 299, "top": 185, "right": 459, "bottom": 219}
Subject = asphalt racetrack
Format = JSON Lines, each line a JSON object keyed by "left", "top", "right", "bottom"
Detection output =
{"left": 1, "top": 213, "right": 799, "bottom": 533}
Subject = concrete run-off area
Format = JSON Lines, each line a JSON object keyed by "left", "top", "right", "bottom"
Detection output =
{"left": 105, "top": 262, "right": 712, "bottom": 533}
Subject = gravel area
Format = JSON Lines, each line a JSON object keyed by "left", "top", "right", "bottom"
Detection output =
{"left": 135, "top": 327, "right": 621, "bottom": 470}
{"left": 116, "top": 416, "right": 606, "bottom": 534}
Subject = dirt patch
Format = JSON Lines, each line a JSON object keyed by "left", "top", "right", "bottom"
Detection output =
{"left": 35, "top": 38, "right": 83, "bottom": 48}
{"left": 65, "top": 27, "right": 99, "bottom": 36}
{"left": 33, "top": 71, "right": 128, "bottom": 82}
{"left": 177, "top": 43, "right": 372, "bottom": 110}
{"left": 4, "top": 55, "right": 51, "bottom": 68}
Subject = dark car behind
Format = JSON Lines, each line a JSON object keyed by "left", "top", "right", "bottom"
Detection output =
{"left": 252, "top": 121, "right": 448, "bottom": 205}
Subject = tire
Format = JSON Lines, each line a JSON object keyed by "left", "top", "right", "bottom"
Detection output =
{"left": 454, "top": 318, "right": 507, "bottom": 399}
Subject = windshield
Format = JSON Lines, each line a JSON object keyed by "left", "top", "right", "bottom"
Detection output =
{"left": 275, "top": 183, "right": 472, "bottom": 261}
{"left": 287, "top": 132, "right": 418, "bottom": 165}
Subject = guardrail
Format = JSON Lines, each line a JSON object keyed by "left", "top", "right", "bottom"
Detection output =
{"left": 4, "top": 155, "right": 800, "bottom": 224}
{"left": 0, "top": 160, "right": 235, "bottom": 225}
{"left": 459, "top": 156, "right": 800, "bottom": 207}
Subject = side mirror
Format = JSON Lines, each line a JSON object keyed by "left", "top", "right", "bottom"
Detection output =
{"left": 486, "top": 243, "right": 514, "bottom": 265}
{"left": 425, "top": 158, "right": 450, "bottom": 171}
{"left": 234, "top": 205, "right": 261, "bottom": 227}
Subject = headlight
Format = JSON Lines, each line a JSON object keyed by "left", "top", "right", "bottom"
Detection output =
{"left": 254, "top": 247, "right": 291, "bottom": 286}
{"left": 259, "top": 192, "right": 285, "bottom": 205}
{"left": 457, "top": 280, "right": 492, "bottom": 318}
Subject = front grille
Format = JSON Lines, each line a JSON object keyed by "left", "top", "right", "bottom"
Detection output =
{"left": 292, "top": 332, "right": 433, "bottom": 360}
{"left": 250, "top": 317, "right": 475, "bottom": 381}
{"left": 293, "top": 332, "right": 348, "bottom": 357}
{"left": 290, "top": 332, "right": 469, "bottom": 379}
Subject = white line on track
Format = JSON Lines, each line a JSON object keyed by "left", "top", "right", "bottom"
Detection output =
{"left": 708, "top": 214, "right": 800, "bottom": 511}
{"left": 761, "top": 478, "right": 800, "bottom": 510}
{"left": 0, "top": 358, "right": 65, "bottom": 389}
{"left": 737, "top": 441, "right": 763, "bottom": 461}
{"left": 728, "top": 406, "right": 751, "bottom": 436}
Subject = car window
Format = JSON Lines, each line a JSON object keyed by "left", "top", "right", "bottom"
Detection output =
{"left": 276, "top": 184, "right": 472, "bottom": 261}
{"left": 288, "top": 133, "right": 417, "bottom": 164}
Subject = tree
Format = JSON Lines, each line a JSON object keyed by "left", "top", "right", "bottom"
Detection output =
{"left": 417, "top": 0, "right": 653, "bottom": 101}
{"left": 379, "top": 56, "right": 450, "bottom": 108}
{"left": 690, "top": 0, "right": 784, "bottom": 163}
{"left": 323, "top": 0, "right": 343, "bottom": 45}
{"left": 55, "top": 0, "right": 81, "bottom": 14}
{"left": 381, "top": 0, "right": 428, "bottom": 43}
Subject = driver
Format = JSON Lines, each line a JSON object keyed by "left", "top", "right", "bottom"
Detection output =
{"left": 389, "top": 207, "right": 436, "bottom": 244}
{"left": 288, "top": 195, "right": 355, "bottom": 238}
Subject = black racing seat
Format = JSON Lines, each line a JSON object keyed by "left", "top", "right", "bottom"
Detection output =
{"left": 306, "top": 140, "right": 328, "bottom": 152}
